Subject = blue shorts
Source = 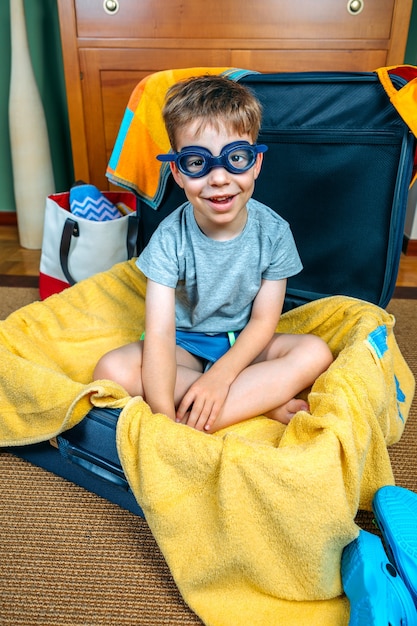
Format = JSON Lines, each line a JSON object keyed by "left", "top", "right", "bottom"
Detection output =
{"left": 140, "top": 330, "right": 240, "bottom": 370}
{"left": 175, "top": 330, "right": 240, "bottom": 367}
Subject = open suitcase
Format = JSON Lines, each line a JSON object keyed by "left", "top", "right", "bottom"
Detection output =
{"left": 10, "top": 69, "right": 416, "bottom": 516}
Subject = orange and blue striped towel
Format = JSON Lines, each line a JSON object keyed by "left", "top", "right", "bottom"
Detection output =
{"left": 106, "top": 67, "right": 255, "bottom": 209}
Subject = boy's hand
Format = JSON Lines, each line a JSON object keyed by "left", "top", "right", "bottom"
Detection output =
{"left": 176, "top": 369, "right": 230, "bottom": 432}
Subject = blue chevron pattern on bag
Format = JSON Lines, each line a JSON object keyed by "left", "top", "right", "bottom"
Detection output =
{"left": 70, "top": 183, "right": 121, "bottom": 221}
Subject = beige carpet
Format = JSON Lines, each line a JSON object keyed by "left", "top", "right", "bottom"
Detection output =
{"left": 0, "top": 287, "right": 416, "bottom": 625}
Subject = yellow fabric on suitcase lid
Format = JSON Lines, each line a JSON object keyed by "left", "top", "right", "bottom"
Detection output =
{"left": 376, "top": 64, "right": 417, "bottom": 186}
{"left": 0, "top": 259, "right": 414, "bottom": 625}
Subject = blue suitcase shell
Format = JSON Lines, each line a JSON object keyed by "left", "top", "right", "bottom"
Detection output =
{"left": 12, "top": 408, "right": 143, "bottom": 516}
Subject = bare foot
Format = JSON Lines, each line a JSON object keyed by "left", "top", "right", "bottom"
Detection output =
{"left": 265, "top": 398, "right": 309, "bottom": 425}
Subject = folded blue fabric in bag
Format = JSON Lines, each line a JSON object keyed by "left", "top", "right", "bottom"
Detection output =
{"left": 69, "top": 183, "right": 121, "bottom": 221}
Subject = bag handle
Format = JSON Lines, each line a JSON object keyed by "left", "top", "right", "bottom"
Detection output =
{"left": 59, "top": 214, "right": 139, "bottom": 287}
{"left": 60, "top": 217, "right": 79, "bottom": 286}
{"left": 127, "top": 213, "right": 139, "bottom": 258}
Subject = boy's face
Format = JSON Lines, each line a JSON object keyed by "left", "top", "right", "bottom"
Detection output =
{"left": 169, "top": 121, "right": 263, "bottom": 240}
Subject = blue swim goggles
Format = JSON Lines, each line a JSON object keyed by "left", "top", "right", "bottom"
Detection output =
{"left": 157, "top": 141, "right": 268, "bottom": 178}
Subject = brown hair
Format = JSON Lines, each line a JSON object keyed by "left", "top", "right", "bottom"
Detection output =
{"left": 162, "top": 75, "right": 263, "bottom": 151}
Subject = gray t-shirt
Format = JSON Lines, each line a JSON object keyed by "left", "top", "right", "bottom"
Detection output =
{"left": 137, "top": 198, "right": 302, "bottom": 333}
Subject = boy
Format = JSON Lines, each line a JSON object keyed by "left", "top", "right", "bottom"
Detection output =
{"left": 94, "top": 75, "right": 333, "bottom": 433}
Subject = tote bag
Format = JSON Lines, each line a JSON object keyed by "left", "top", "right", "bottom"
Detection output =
{"left": 39, "top": 190, "right": 138, "bottom": 300}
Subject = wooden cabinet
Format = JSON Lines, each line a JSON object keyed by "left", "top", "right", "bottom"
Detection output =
{"left": 57, "top": 0, "right": 413, "bottom": 189}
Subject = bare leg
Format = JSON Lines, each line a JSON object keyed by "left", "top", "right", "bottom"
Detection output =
{"left": 93, "top": 341, "right": 204, "bottom": 401}
{"left": 94, "top": 333, "right": 333, "bottom": 433}
{"left": 198, "top": 333, "right": 333, "bottom": 432}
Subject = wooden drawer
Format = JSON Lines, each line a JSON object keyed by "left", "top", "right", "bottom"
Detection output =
{"left": 233, "top": 49, "right": 389, "bottom": 73}
{"left": 75, "top": 0, "right": 395, "bottom": 42}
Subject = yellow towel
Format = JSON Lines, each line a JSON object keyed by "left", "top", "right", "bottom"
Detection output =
{"left": 0, "top": 260, "right": 414, "bottom": 625}
{"left": 106, "top": 67, "right": 255, "bottom": 208}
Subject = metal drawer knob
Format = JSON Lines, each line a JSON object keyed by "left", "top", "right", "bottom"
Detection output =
{"left": 103, "top": 0, "right": 119, "bottom": 14}
{"left": 347, "top": 0, "right": 364, "bottom": 14}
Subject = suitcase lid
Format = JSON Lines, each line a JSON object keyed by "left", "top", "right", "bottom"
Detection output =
{"left": 137, "top": 72, "right": 416, "bottom": 309}
{"left": 242, "top": 72, "right": 415, "bottom": 309}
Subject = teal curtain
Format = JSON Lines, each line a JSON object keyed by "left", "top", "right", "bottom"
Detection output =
{"left": 405, "top": 0, "right": 417, "bottom": 64}
{"left": 1, "top": 0, "right": 73, "bottom": 214}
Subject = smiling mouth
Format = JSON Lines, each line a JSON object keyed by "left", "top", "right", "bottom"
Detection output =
{"left": 209, "top": 195, "right": 234, "bottom": 204}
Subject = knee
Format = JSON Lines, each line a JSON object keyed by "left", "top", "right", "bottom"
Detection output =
{"left": 93, "top": 349, "right": 133, "bottom": 384}
{"left": 93, "top": 351, "right": 120, "bottom": 382}
{"left": 302, "top": 334, "right": 334, "bottom": 372}
{"left": 93, "top": 344, "right": 143, "bottom": 396}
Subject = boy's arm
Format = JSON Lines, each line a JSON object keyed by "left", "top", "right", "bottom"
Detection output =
{"left": 176, "top": 278, "right": 287, "bottom": 431}
{"left": 142, "top": 279, "right": 177, "bottom": 421}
